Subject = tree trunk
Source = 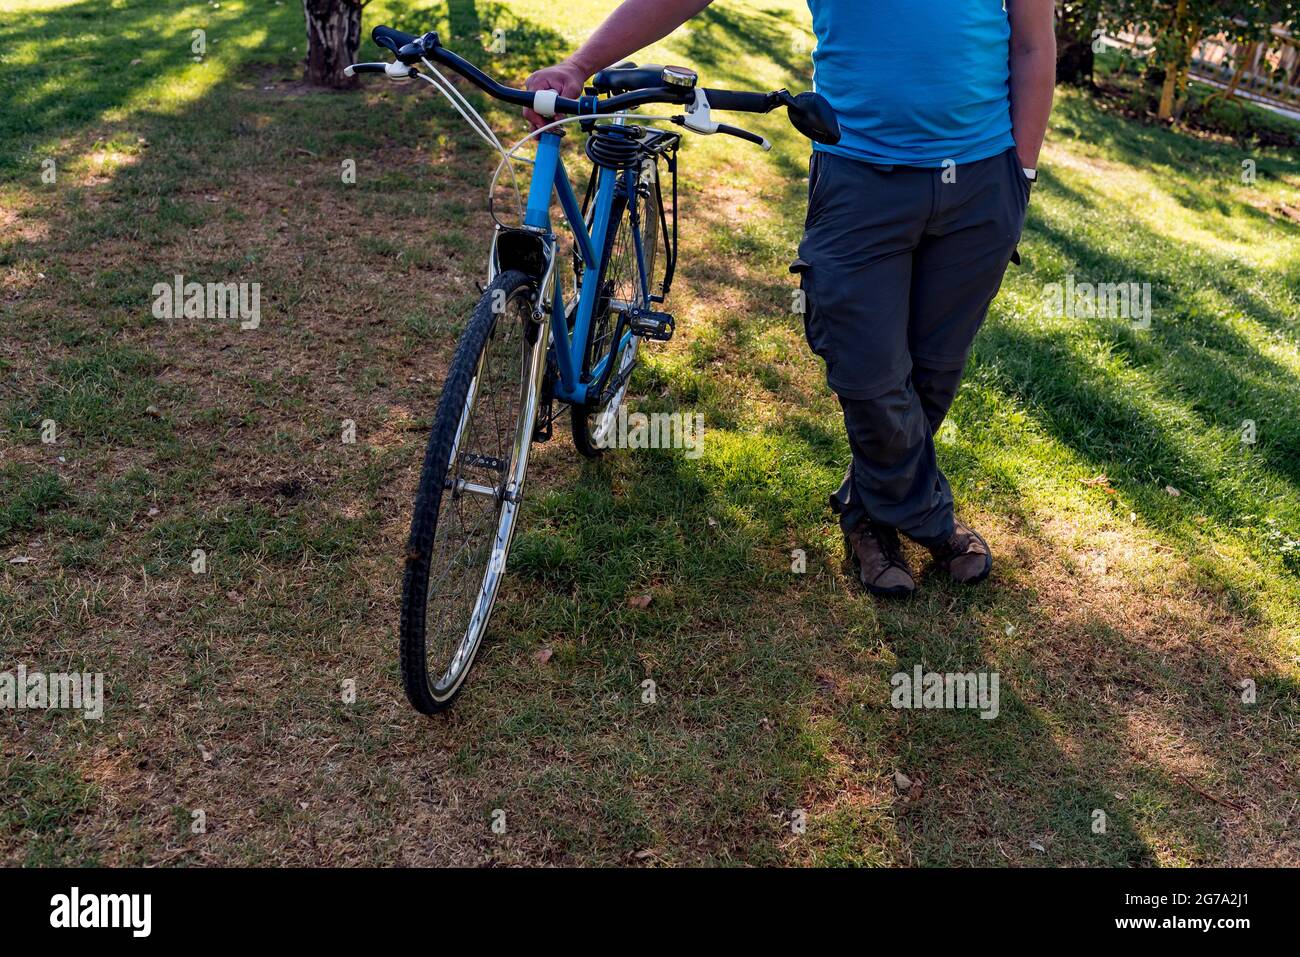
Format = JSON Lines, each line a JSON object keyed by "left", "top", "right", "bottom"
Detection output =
{"left": 303, "top": 0, "right": 362, "bottom": 89}
{"left": 1229, "top": 41, "right": 1257, "bottom": 96}
{"left": 1056, "top": 2, "right": 1099, "bottom": 87}
{"left": 1247, "top": 40, "right": 1265, "bottom": 94}
{"left": 1157, "top": 0, "right": 1190, "bottom": 120}
{"left": 1172, "top": 22, "right": 1202, "bottom": 120}
{"left": 1208, "top": 40, "right": 1256, "bottom": 104}
{"left": 1157, "top": 65, "right": 1178, "bottom": 118}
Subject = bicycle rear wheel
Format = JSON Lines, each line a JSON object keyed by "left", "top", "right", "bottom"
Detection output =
{"left": 571, "top": 157, "right": 661, "bottom": 457}
{"left": 400, "top": 270, "right": 543, "bottom": 713}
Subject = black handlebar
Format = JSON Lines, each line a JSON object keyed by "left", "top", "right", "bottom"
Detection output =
{"left": 699, "top": 89, "right": 776, "bottom": 114}
{"left": 364, "top": 25, "right": 841, "bottom": 145}
{"left": 371, "top": 26, "right": 770, "bottom": 117}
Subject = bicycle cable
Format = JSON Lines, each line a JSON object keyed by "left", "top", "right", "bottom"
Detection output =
{"left": 415, "top": 57, "right": 526, "bottom": 222}
{"left": 410, "top": 56, "right": 678, "bottom": 233}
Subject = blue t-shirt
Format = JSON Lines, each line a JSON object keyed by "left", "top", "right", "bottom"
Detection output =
{"left": 808, "top": 0, "right": 1015, "bottom": 167}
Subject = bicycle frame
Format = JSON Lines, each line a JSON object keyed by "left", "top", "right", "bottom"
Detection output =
{"left": 505, "top": 130, "right": 648, "bottom": 408}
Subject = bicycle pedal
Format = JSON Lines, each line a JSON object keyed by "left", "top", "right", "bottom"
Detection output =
{"left": 532, "top": 406, "right": 554, "bottom": 443}
{"left": 627, "top": 308, "right": 675, "bottom": 342}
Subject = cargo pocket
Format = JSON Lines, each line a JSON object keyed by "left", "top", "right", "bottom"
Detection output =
{"left": 790, "top": 258, "right": 828, "bottom": 359}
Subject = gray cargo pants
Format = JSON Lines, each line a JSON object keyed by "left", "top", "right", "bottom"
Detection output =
{"left": 792, "top": 147, "right": 1030, "bottom": 546}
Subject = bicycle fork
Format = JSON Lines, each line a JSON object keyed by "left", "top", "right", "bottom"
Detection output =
{"left": 446, "top": 280, "right": 551, "bottom": 510}
{"left": 509, "top": 297, "right": 553, "bottom": 505}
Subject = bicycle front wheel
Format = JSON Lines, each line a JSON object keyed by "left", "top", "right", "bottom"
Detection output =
{"left": 400, "top": 270, "right": 544, "bottom": 714}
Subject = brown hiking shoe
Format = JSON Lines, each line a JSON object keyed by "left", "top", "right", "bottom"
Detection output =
{"left": 928, "top": 519, "right": 992, "bottom": 585}
{"left": 845, "top": 523, "right": 915, "bottom": 598}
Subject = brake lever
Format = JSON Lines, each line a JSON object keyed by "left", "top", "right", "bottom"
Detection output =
{"left": 671, "top": 89, "right": 770, "bottom": 150}
{"left": 716, "top": 123, "right": 771, "bottom": 152}
{"left": 670, "top": 115, "right": 771, "bottom": 151}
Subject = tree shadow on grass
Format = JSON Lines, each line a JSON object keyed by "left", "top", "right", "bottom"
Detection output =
{"left": 0, "top": 0, "right": 309, "bottom": 177}
{"left": 0, "top": 0, "right": 584, "bottom": 866}
{"left": 989, "top": 178, "right": 1300, "bottom": 558}
{"left": 498, "top": 414, "right": 1300, "bottom": 864}
{"left": 515, "top": 90, "right": 1300, "bottom": 861}
{"left": 441, "top": 0, "right": 570, "bottom": 69}
{"left": 1051, "top": 88, "right": 1300, "bottom": 175}
{"left": 671, "top": 2, "right": 811, "bottom": 87}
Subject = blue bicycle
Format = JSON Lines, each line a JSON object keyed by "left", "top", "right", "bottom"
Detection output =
{"left": 350, "top": 24, "right": 839, "bottom": 713}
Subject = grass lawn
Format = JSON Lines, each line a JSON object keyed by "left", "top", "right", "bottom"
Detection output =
{"left": 1, "top": 0, "right": 1298, "bottom": 866}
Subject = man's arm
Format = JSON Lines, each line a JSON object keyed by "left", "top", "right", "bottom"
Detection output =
{"left": 1007, "top": 0, "right": 1056, "bottom": 169}
{"left": 524, "top": 0, "right": 713, "bottom": 127}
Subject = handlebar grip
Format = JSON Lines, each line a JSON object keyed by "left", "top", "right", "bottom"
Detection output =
{"left": 701, "top": 88, "right": 774, "bottom": 113}
{"left": 346, "top": 62, "right": 389, "bottom": 76}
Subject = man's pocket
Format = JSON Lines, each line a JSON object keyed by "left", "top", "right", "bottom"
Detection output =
{"left": 789, "top": 257, "right": 829, "bottom": 361}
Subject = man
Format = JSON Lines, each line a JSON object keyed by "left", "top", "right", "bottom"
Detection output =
{"left": 526, "top": 1, "right": 1055, "bottom": 597}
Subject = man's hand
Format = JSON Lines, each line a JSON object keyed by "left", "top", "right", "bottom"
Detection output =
{"left": 520, "top": 0, "right": 714, "bottom": 130}
{"left": 524, "top": 61, "right": 588, "bottom": 130}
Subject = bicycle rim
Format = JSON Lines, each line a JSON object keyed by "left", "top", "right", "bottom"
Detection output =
{"left": 403, "top": 275, "right": 542, "bottom": 709}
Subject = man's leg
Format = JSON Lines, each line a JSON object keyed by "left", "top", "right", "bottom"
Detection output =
{"left": 833, "top": 385, "right": 955, "bottom": 542}
{"left": 912, "top": 365, "right": 964, "bottom": 435}
{"left": 909, "top": 148, "right": 1030, "bottom": 439}
{"left": 903, "top": 148, "right": 1030, "bottom": 579}
{"left": 795, "top": 152, "right": 953, "bottom": 550}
